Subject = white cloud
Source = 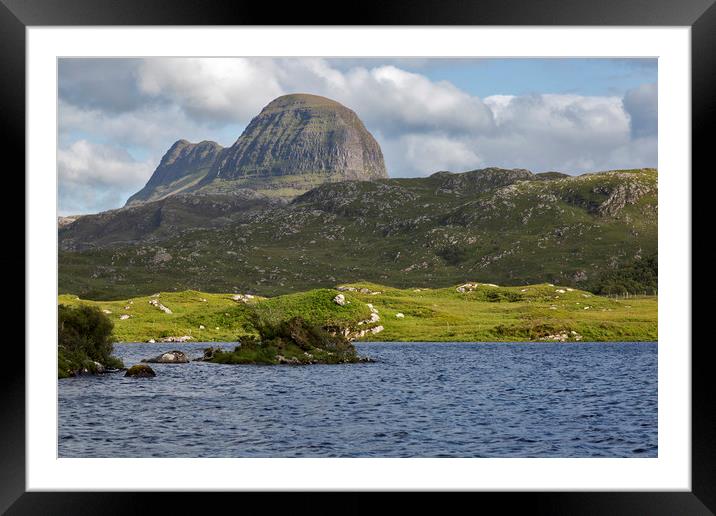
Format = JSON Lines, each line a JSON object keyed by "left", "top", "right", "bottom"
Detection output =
{"left": 58, "top": 140, "right": 154, "bottom": 215}
{"left": 137, "top": 58, "right": 285, "bottom": 123}
{"left": 59, "top": 101, "right": 214, "bottom": 151}
{"left": 135, "top": 59, "right": 495, "bottom": 136}
{"left": 472, "top": 93, "right": 647, "bottom": 173}
{"left": 382, "top": 92, "right": 654, "bottom": 177}
{"left": 381, "top": 133, "right": 483, "bottom": 177}
{"left": 334, "top": 66, "right": 495, "bottom": 135}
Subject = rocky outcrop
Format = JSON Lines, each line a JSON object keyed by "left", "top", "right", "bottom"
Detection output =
{"left": 141, "top": 350, "right": 189, "bottom": 363}
{"left": 231, "top": 294, "right": 255, "bottom": 303}
{"left": 432, "top": 167, "right": 534, "bottom": 196}
{"left": 337, "top": 285, "right": 382, "bottom": 295}
{"left": 149, "top": 298, "right": 172, "bottom": 314}
{"left": 595, "top": 180, "right": 656, "bottom": 217}
{"left": 126, "top": 140, "right": 223, "bottom": 206}
{"left": 156, "top": 335, "right": 193, "bottom": 343}
{"left": 202, "top": 94, "right": 387, "bottom": 186}
{"left": 539, "top": 330, "right": 583, "bottom": 342}
{"left": 58, "top": 215, "right": 80, "bottom": 228}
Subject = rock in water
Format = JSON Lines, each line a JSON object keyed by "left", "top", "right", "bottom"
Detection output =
{"left": 125, "top": 364, "right": 156, "bottom": 377}
{"left": 141, "top": 350, "right": 189, "bottom": 364}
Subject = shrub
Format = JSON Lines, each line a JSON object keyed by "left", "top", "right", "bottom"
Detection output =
{"left": 588, "top": 254, "right": 657, "bottom": 296}
{"left": 58, "top": 304, "right": 123, "bottom": 378}
{"left": 211, "top": 314, "right": 359, "bottom": 364}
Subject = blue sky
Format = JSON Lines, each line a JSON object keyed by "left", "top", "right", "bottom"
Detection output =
{"left": 329, "top": 58, "right": 657, "bottom": 97}
{"left": 58, "top": 58, "right": 657, "bottom": 215}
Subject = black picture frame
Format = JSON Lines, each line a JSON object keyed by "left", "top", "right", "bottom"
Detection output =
{"left": 4, "top": 0, "right": 708, "bottom": 513}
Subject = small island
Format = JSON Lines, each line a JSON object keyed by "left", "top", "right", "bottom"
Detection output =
{"left": 198, "top": 316, "right": 372, "bottom": 365}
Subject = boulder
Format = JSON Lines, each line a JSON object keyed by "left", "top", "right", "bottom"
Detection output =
{"left": 195, "top": 347, "right": 220, "bottom": 361}
{"left": 125, "top": 364, "right": 156, "bottom": 377}
{"left": 149, "top": 298, "right": 172, "bottom": 314}
{"left": 141, "top": 350, "right": 189, "bottom": 364}
{"left": 276, "top": 354, "right": 302, "bottom": 365}
{"left": 395, "top": 313, "right": 405, "bottom": 318}
{"left": 157, "top": 335, "right": 193, "bottom": 343}
{"left": 333, "top": 294, "right": 347, "bottom": 306}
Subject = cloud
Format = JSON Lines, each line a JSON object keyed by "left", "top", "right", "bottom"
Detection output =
{"left": 58, "top": 100, "right": 225, "bottom": 151}
{"left": 623, "top": 83, "right": 657, "bottom": 138}
{"left": 58, "top": 140, "right": 154, "bottom": 215}
{"left": 137, "top": 58, "right": 285, "bottom": 124}
{"left": 59, "top": 59, "right": 146, "bottom": 113}
{"left": 381, "top": 92, "right": 655, "bottom": 177}
{"left": 131, "top": 58, "right": 496, "bottom": 136}
{"left": 380, "top": 133, "right": 483, "bottom": 177}
{"left": 474, "top": 93, "right": 644, "bottom": 172}
{"left": 332, "top": 65, "right": 495, "bottom": 136}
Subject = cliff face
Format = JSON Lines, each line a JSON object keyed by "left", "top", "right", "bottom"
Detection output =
{"left": 124, "top": 94, "right": 387, "bottom": 206}
{"left": 125, "top": 140, "right": 223, "bottom": 206}
{"left": 204, "top": 94, "right": 387, "bottom": 183}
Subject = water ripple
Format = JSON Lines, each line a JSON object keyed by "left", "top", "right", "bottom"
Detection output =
{"left": 59, "top": 341, "right": 657, "bottom": 458}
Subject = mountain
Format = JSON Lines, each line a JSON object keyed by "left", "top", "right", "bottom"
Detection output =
{"left": 126, "top": 140, "right": 223, "bottom": 206}
{"left": 59, "top": 167, "right": 657, "bottom": 300}
{"left": 125, "top": 94, "right": 387, "bottom": 206}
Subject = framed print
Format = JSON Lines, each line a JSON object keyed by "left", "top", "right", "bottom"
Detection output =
{"left": 5, "top": 0, "right": 711, "bottom": 512}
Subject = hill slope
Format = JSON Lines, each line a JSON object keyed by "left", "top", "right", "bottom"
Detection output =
{"left": 59, "top": 167, "right": 657, "bottom": 300}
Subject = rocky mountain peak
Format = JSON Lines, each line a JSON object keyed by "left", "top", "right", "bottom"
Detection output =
{"left": 125, "top": 139, "right": 223, "bottom": 206}
{"left": 124, "top": 94, "right": 387, "bottom": 206}
{"left": 203, "top": 93, "right": 387, "bottom": 184}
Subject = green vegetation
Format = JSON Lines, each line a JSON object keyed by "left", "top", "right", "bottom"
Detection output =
{"left": 207, "top": 316, "right": 362, "bottom": 365}
{"left": 58, "top": 304, "right": 124, "bottom": 378}
{"left": 587, "top": 254, "right": 658, "bottom": 296}
{"left": 58, "top": 281, "right": 657, "bottom": 343}
{"left": 59, "top": 168, "right": 657, "bottom": 301}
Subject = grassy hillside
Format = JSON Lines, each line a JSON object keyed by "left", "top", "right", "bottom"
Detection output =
{"left": 58, "top": 282, "right": 657, "bottom": 343}
{"left": 59, "top": 168, "right": 657, "bottom": 300}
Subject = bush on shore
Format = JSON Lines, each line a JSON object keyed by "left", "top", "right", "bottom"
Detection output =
{"left": 58, "top": 304, "right": 124, "bottom": 378}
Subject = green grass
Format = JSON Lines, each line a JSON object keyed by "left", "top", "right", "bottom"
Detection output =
{"left": 58, "top": 281, "right": 657, "bottom": 343}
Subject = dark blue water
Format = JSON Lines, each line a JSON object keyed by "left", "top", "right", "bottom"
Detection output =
{"left": 58, "top": 342, "right": 657, "bottom": 458}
